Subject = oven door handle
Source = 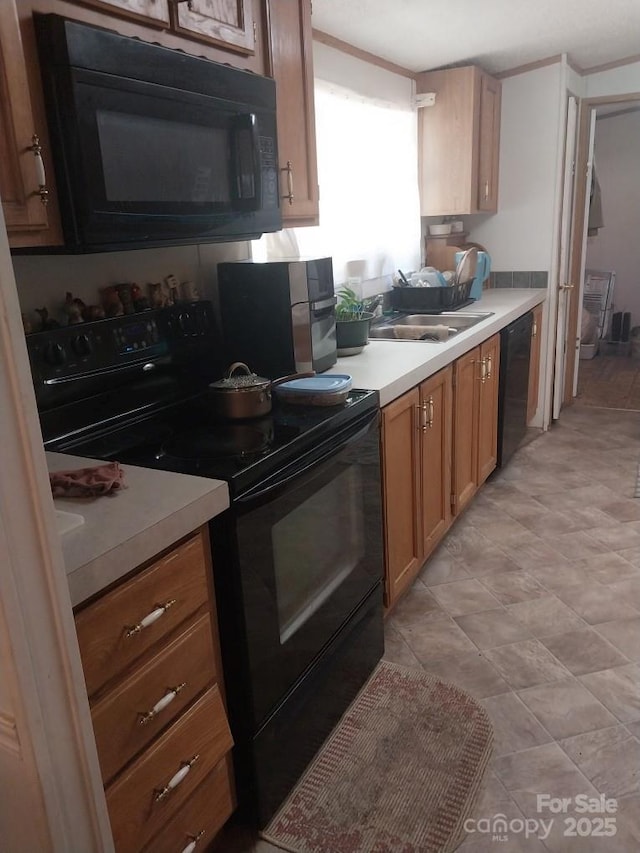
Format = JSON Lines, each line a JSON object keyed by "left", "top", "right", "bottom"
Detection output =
{"left": 236, "top": 410, "right": 379, "bottom": 506}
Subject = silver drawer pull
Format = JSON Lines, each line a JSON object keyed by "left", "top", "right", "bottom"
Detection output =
{"left": 125, "top": 599, "right": 177, "bottom": 637}
{"left": 29, "top": 134, "right": 49, "bottom": 206}
{"left": 139, "top": 683, "right": 187, "bottom": 726}
{"left": 154, "top": 754, "right": 200, "bottom": 802}
{"left": 181, "top": 831, "right": 205, "bottom": 853}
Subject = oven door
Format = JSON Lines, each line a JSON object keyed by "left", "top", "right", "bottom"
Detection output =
{"left": 214, "top": 408, "right": 382, "bottom": 729}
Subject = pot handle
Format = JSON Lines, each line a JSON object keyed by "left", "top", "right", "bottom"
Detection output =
{"left": 227, "top": 362, "right": 253, "bottom": 378}
{"left": 271, "top": 370, "right": 316, "bottom": 389}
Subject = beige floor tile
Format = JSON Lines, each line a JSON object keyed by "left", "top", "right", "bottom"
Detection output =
{"left": 493, "top": 743, "right": 596, "bottom": 797}
{"left": 555, "top": 583, "right": 640, "bottom": 625}
{"left": 626, "top": 720, "right": 640, "bottom": 739}
{"left": 393, "top": 614, "right": 478, "bottom": 663}
{"left": 429, "top": 578, "right": 501, "bottom": 616}
{"left": 587, "top": 524, "right": 640, "bottom": 552}
{"left": 422, "top": 650, "right": 511, "bottom": 699}
{"left": 540, "top": 628, "right": 630, "bottom": 676}
{"left": 481, "top": 692, "right": 553, "bottom": 756}
{"left": 445, "top": 527, "right": 522, "bottom": 576}
{"left": 595, "top": 617, "right": 640, "bottom": 661}
{"left": 485, "top": 640, "right": 570, "bottom": 690}
{"left": 506, "top": 596, "right": 585, "bottom": 637}
{"left": 418, "top": 549, "right": 470, "bottom": 587}
{"left": 527, "top": 562, "right": 593, "bottom": 593}
{"left": 478, "top": 570, "right": 547, "bottom": 605}
{"left": 560, "top": 725, "right": 640, "bottom": 798}
{"left": 601, "top": 500, "right": 640, "bottom": 523}
{"left": 616, "top": 546, "right": 640, "bottom": 569}
{"left": 575, "top": 551, "right": 640, "bottom": 585}
{"left": 500, "top": 537, "right": 573, "bottom": 574}
{"left": 579, "top": 665, "right": 640, "bottom": 723}
{"left": 616, "top": 793, "right": 640, "bottom": 845}
{"left": 454, "top": 608, "right": 532, "bottom": 650}
{"left": 609, "top": 577, "right": 640, "bottom": 610}
{"left": 534, "top": 484, "right": 623, "bottom": 513}
{"left": 546, "top": 531, "right": 609, "bottom": 561}
{"left": 517, "top": 678, "right": 617, "bottom": 739}
{"left": 457, "top": 798, "right": 550, "bottom": 852}
{"left": 560, "top": 505, "right": 622, "bottom": 531}
{"left": 469, "top": 516, "right": 533, "bottom": 546}
{"left": 387, "top": 582, "right": 444, "bottom": 631}
{"left": 382, "top": 622, "right": 422, "bottom": 669}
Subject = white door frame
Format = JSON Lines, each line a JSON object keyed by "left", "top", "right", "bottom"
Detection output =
{"left": 0, "top": 203, "right": 112, "bottom": 850}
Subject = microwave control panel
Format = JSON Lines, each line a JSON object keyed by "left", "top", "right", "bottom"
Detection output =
{"left": 259, "top": 136, "right": 279, "bottom": 210}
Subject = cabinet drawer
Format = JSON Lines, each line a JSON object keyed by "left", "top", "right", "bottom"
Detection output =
{"left": 142, "top": 756, "right": 235, "bottom": 853}
{"left": 92, "top": 614, "right": 217, "bottom": 784}
{"left": 76, "top": 533, "right": 209, "bottom": 696}
{"left": 106, "top": 686, "right": 233, "bottom": 853}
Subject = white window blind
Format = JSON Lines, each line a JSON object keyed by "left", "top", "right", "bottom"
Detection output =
{"left": 254, "top": 79, "right": 421, "bottom": 291}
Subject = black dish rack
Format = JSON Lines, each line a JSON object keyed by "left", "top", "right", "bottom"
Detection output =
{"left": 390, "top": 280, "right": 473, "bottom": 313}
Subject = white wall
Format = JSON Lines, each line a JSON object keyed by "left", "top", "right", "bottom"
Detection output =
{"left": 467, "top": 63, "right": 564, "bottom": 272}
{"left": 586, "top": 110, "right": 640, "bottom": 323}
{"left": 586, "top": 60, "right": 640, "bottom": 98}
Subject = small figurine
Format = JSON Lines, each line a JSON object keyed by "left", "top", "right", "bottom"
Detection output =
{"left": 82, "top": 304, "right": 106, "bottom": 323}
{"left": 164, "top": 274, "right": 179, "bottom": 305}
{"left": 63, "top": 291, "right": 85, "bottom": 325}
{"left": 148, "top": 282, "right": 166, "bottom": 308}
{"left": 101, "top": 286, "right": 124, "bottom": 318}
{"left": 131, "top": 283, "right": 149, "bottom": 312}
{"left": 35, "top": 307, "right": 60, "bottom": 331}
{"left": 116, "top": 283, "right": 135, "bottom": 315}
{"left": 181, "top": 280, "right": 200, "bottom": 301}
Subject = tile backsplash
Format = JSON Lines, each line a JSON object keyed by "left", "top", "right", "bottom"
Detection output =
{"left": 489, "top": 271, "right": 548, "bottom": 289}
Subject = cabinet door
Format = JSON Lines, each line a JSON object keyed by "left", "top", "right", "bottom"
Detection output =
{"left": 381, "top": 388, "right": 422, "bottom": 608}
{"left": 477, "top": 334, "right": 500, "bottom": 485}
{"left": 477, "top": 72, "right": 501, "bottom": 212}
{"left": 452, "top": 347, "right": 479, "bottom": 516}
{"left": 527, "top": 304, "right": 543, "bottom": 423}
{"left": 419, "top": 366, "right": 452, "bottom": 560}
{"left": 171, "top": 0, "right": 255, "bottom": 52}
{"left": 0, "top": 3, "right": 57, "bottom": 243}
{"left": 266, "top": 0, "right": 319, "bottom": 226}
{"left": 65, "top": 0, "right": 170, "bottom": 25}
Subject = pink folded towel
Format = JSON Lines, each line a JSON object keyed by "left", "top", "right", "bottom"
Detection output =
{"left": 50, "top": 461, "right": 126, "bottom": 497}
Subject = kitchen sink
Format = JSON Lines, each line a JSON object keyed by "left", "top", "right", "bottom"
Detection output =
{"left": 368, "top": 311, "right": 494, "bottom": 342}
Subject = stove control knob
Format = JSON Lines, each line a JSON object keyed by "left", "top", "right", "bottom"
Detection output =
{"left": 71, "top": 333, "right": 92, "bottom": 357}
{"left": 43, "top": 341, "right": 67, "bottom": 366}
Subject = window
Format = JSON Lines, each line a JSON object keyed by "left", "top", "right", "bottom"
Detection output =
{"left": 254, "top": 77, "right": 421, "bottom": 291}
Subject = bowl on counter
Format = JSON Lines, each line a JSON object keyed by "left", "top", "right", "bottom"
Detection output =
{"left": 428, "top": 224, "right": 452, "bottom": 236}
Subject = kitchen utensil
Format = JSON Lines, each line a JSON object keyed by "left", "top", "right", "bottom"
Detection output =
{"left": 275, "top": 375, "right": 353, "bottom": 406}
{"left": 411, "top": 268, "right": 447, "bottom": 288}
{"left": 453, "top": 247, "right": 478, "bottom": 285}
{"left": 208, "top": 362, "right": 314, "bottom": 420}
{"left": 397, "top": 269, "right": 410, "bottom": 287}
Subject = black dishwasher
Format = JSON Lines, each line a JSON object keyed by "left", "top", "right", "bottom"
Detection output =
{"left": 497, "top": 312, "right": 533, "bottom": 467}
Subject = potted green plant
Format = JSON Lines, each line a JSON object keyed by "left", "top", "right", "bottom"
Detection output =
{"left": 335, "top": 286, "right": 374, "bottom": 355}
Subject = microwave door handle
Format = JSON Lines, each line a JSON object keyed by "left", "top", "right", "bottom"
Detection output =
{"left": 232, "top": 113, "right": 261, "bottom": 211}
{"left": 236, "top": 411, "right": 378, "bottom": 508}
{"left": 311, "top": 296, "right": 338, "bottom": 315}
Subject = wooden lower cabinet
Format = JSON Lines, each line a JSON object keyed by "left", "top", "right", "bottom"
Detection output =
{"left": 452, "top": 334, "right": 500, "bottom": 517}
{"left": 527, "top": 303, "right": 543, "bottom": 423}
{"left": 74, "top": 527, "right": 235, "bottom": 851}
{"left": 382, "top": 367, "right": 452, "bottom": 609}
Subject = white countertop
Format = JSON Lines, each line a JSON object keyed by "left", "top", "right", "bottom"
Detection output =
{"left": 327, "top": 289, "right": 546, "bottom": 406}
{"left": 47, "top": 452, "right": 229, "bottom": 607}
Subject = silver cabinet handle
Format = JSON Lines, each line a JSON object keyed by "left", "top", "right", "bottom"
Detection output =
{"left": 29, "top": 134, "right": 49, "bottom": 206}
{"left": 154, "top": 754, "right": 200, "bottom": 802}
{"left": 281, "top": 161, "right": 294, "bottom": 205}
{"left": 532, "top": 320, "right": 538, "bottom": 338}
{"left": 484, "top": 180, "right": 489, "bottom": 200}
{"left": 180, "top": 831, "right": 206, "bottom": 853}
{"left": 427, "top": 396, "right": 434, "bottom": 428}
{"left": 125, "top": 599, "right": 176, "bottom": 637}
{"left": 139, "top": 683, "right": 187, "bottom": 726}
{"left": 420, "top": 400, "right": 428, "bottom": 432}
{"left": 477, "top": 358, "right": 487, "bottom": 383}
{"left": 559, "top": 283, "right": 575, "bottom": 290}
{"left": 485, "top": 354, "right": 493, "bottom": 380}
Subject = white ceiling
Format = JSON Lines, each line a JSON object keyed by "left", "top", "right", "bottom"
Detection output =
{"left": 311, "top": 0, "right": 640, "bottom": 75}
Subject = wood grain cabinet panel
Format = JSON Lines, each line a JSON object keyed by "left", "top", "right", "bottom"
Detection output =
{"left": 419, "top": 366, "right": 452, "bottom": 561}
{"left": 0, "top": 2, "right": 61, "bottom": 245}
{"left": 452, "top": 347, "right": 480, "bottom": 515}
{"left": 171, "top": 0, "right": 255, "bottom": 53}
{"left": 65, "top": 0, "right": 171, "bottom": 25}
{"left": 141, "top": 756, "right": 235, "bottom": 852}
{"left": 75, "top": 532, "right": 209, "bottom": 697}
{"left": 91, "top": 614, "right": 217, "bottom": 784}
{"left": 416, "top": 65, "right": 501, "bottom": 216}
{"left": 266, "top": 0, "right": 319, "bottom": 226}
{"left": 477, "top": 334, "right": 500, "bottom": 485}
{"left": 106, "top": 685, "right": 233, "bottom": 853}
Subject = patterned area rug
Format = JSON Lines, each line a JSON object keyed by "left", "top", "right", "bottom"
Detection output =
{"left": 261, "top": 661, "right": 494, "bottom": 853}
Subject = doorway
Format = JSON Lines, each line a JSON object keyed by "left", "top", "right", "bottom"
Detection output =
{"left": 564, "top": 93, "right": 640, "bottom": 412}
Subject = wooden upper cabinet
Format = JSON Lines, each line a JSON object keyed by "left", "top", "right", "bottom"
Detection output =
{"left": 416, "top": 65, "right": 501, "bottom": 216}
{"left": 66, "top": 0, "right": 171, "bottom": 26}
{"left": 171, "top": 0, "right": 255, "bottom": 53}
{"left": 0, "top": 2, "right": 61, "bottom": 246}
{"left": 266, "top": 0, "right": 319, "bottom": 227}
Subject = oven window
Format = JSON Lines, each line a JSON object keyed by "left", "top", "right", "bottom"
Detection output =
{"left": 272, "top": 466, "right": 365, "bottom": 644}
{"left": 96, "top": 110, "right": 230, "bottom": 204}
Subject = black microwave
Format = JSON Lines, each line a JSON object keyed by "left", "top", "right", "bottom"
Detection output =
{"left": 30, "top": 14, "right": 282, "bottom": 252}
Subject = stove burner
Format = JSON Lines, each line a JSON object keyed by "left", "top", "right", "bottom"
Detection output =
{"left": 161, "top": 423, "right": 273, "bottom": 461}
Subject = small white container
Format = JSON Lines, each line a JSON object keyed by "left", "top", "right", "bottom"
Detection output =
{"left": 428, "top": 224, "right": 452, "bottom": 236}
